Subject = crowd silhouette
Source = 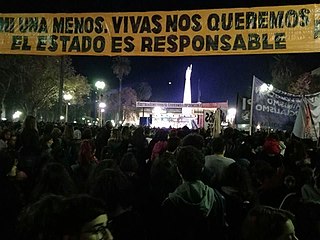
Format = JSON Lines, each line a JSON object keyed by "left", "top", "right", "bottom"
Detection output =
{"left": 0, "top": 116, "right": 319, "bottom": 240}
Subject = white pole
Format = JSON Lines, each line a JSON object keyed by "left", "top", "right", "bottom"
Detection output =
{"left": 249, "top": 75, "right": 256, "bottom": 135}
{"left": 65, "top": 103, "right": 69, "bottom": 123}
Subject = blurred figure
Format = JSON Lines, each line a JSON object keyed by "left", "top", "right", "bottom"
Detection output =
{"left": 0, "top": 150, "right": 23, "bottom": 240}
{"left": 18, "top": 115, "right": 40, "bottom": 177}
{"left": 17, "top": 194, "right": 113, "bottom": 240}
{"left": 89, "top": 168, "right": 146, "bottom": 240}
{"left": 301, "top": 167, "right": 320, "bottom": 202}
{"left": 221, "top": 162, "right": 257, "bottom": 240}
{"left": 30, "top": 162, "right": 76, "bottom": 203}
{"left": 0, "top": 128, "right": 11, "bottom": 150}
{"left": 95, "top": 121, "right": 113, "bottom": 161}
{"left": 205, "top": 137, "right": 235, "bottom": 187}
{"left": 71, "top": 140, "right": 97, "bottom": 193}
{"left": 295, "top": 201, "right": 320, "bottom": 240}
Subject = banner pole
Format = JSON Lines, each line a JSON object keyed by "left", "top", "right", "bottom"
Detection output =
{"left": 249, "top": 75, "right": 255, "bottom": 135}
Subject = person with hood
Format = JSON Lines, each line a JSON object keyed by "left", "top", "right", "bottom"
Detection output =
{"left": 160, "top": 145, "right": 227, "bottom": 240}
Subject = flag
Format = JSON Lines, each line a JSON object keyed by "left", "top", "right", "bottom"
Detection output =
{"left": 235, "top": 93, "right": 251, "bottom": 124}
{"left": 213, "top": 108, "right": 221, "bottom": 138}
{"left": 293, "top": 96, "right": 320, "bottom": 141}
{"left": 251, "top": 76, "right": 301, "bottom": 131}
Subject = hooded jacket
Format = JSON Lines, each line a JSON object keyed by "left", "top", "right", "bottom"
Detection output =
{"left": 168, "top": 180, "right": 215, "bottom": 217}
{"left": 161, "top": 180, "right": 227, "bottom": 240}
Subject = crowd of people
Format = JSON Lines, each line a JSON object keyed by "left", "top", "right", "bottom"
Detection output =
{"left": 0, "top": 115, "right": 320, "bottom": 240}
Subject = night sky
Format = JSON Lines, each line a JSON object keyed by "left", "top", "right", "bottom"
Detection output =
{"left": 2, "top": 0, "right": 320, "bottom": 106}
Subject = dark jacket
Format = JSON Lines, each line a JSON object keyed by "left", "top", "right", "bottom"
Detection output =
{"left": 161, "top": 180, "right": 227, "bottom": 240}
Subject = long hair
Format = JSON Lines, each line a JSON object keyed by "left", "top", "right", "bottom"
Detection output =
{"left": 62, "top": 124, "right": 74, "bottom": 142}
{"left": 23, "top": 115, "right": 37, "bottom": 131}
{"left": 78, "top": 140, "right": 96, "bottom": 165}
{"left": 30, "top": 162, "right": 76, "bottom": 202}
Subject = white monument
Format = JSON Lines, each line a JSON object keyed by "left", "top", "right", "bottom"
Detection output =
{"left": 182, "top": 64, "right": 192, "bottom": 116}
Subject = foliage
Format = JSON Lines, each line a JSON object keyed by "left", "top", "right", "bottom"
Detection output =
{"left": 288, "top": 72, "right": 311, "bottom": 95}
{"left": 134, "top": 82, "right": 152, "bottom": 101}
{"left": 0, "top": 55, "right": 90, "bottom": 118}
{"left": 286, "top": 71, "right": 320, "bottom": 95}
{"left": 111, "top": 56, "right": 131, "bottom": 81}
{"left": 271, "top": 55, "right": 302, "bottom": 91}
{"left": 0, "top": 55, "right": 17, "bottom": 117}
{"left": 111, "top": 56, "right": 131, "bottom": 122}
{"left": 106, "top": 87, "right": 138, "bottom": 121}
{"left": 310, "top": 74, "right": 320, "bottom": 94}
{"left": 64, "top": 74, "right": 91, "bottom": 105}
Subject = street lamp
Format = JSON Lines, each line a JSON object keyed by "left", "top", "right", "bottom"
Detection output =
{"left": 95, "top": 80, "right": 106, "bottom": 126}
{"left": 12, "top": 111, "right": 22, "bottom": 121}
{"left": 99, "top": 102, "right": 106, "bottom": 126}
{"left": 63, "top": 92, "right": 73, "bottom": 123}
{"left": 95, "top": 81, "right": 106, "bottom": 91}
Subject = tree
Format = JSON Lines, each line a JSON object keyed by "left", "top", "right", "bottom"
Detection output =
{"left": 0, "top": 55, "right": 90, "bottom": 120}
{"left": 288, "top": 72, "right": 311, "bottom": 95}
{"left": 64, "top": 74, "right": 91, "bottom": 105}
{"left": 310, "top": 76, "right": 320, "bottom": 94}
{"left": 0, "top": 55, "right": 18, "bottom": 118}
{"left": 122, "top": 87, "right": 138, "bottom": 122}
{"left": 271, "top": 55, "right": 301, "bottom": 91}
{"left": 134, "top": 82, "right": 152, "bottom": 101}
{"left": 111, "top": 56, "right": 131, "bottom": 123}
{"left": 106, "top": 87, "right": 138, "bottom": 123}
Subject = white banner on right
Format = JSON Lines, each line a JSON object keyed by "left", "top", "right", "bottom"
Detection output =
{"left": 293, "top": 95, "right": 320, "bottom": 141}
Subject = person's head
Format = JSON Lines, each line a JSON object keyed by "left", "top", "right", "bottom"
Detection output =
{"left": 181, "top": 133, "right": 204, "bottom": 150}
{"left": 17, "top": 194, "right": 65, "bottom": 240}
{"left": 242, "top": 205, "right": 298, "bottom": 240}
{"left": 154, "top": 129, "right": 168, "bottom": 142}
{"left": 222, "top": 162, "right": 255, "bottom": 201}
{"left": 8, "top": 133, "right": 17, "bottom": 148}
{"left": 0, "top": 128, "right": 11, "bottom": 141}
{"left": 89, "top": 169, "right": 133, "bottom": 216}
{"left": 120, "top": 126, "right": 130, "bottom": 140}
{"left": 210, "top": 137, "right": 226, "bottom": 154}
{"left": 168, "top": 129, "right": 178, "bottom": 138}
{"left": 131, "top": 126, "right": 146, "bottom": 147}
{"left": 31, "top": 162, "right": 76, "bottom": 202}
{"left": 23, "top": 115, "right": 37, "bottom": 131}
{"left": 73, "top": 129, "right": 82, "bottom": 140}
{"left": 120, "top": 152, "right": 138, "bottom": 173}
{"left": 166, "top": 137, "right": 181, "bottom": 153}
{"left": 105, "top": 121, "right": 113, "bottom": 130}
{"left": 82, "top": 128, "right": 93, "bottom": 140}
{"left": 176, "top": 145, "right": 204, "bottom": 182}
{"left": 17, "top": 194, "right": 113, "bottom": 240}
{"left": 51, "top": 127, "right": 62, "bottom": 140}
{"left": 79, "top": 140, "right": 96, "bottom": 165}
{"left": 62, "top": 195, "right": 113, "bottom": 240}
{"left": 63, "top": 124, "right": 74, "bottom": 140}
{"left": 109, "top": 128, "right": 120, "bottom": 140}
